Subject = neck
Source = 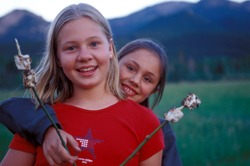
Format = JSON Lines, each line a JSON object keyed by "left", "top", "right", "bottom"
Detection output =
{"left": 65, "top": 83, "right": 119, "bottom": 110}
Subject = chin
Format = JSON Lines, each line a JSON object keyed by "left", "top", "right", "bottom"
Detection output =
{"left": 130, "top": 98, "right": 141, "bottom": 104}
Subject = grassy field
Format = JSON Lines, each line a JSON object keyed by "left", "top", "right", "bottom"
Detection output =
{"left": 0, "top": 81, "right": 250, "bottom": 165}
{"left": 153, "top": 80, "right": 250, "bottom": 166}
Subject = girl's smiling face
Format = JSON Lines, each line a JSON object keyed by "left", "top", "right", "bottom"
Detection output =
{"left": 119, "top": 49, "right": 161, "bottom": 104}
{"left": 56, "top": 17, "right": 113, "bottom": 91}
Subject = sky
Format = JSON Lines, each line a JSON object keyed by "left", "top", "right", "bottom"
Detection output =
{"left": 0, "top": 0, "right": 248, "bottom": 21}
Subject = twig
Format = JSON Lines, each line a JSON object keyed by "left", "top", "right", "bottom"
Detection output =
{"left": 120, "top": 120, "right": 168, "bottom": 166}
{"left": 120, "top": 93, "right": 201, "bottom": 165}
{"left": 14, "top": 39, "right": 77, "bottom": 166}
{"left": 32, "top": 88, "right": 70, "bottom": 154}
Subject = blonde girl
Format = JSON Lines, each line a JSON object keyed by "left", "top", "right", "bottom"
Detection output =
{"left": 0, "top": 3, "right": 164, "bottom": 166}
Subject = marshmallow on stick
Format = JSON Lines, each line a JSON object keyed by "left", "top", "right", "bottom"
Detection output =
{"left": 120, "top": 93, "right": 201, "bottom": 166}
{"left": 164, "top": 93, "right": 201, "bottom": 122}
{"left": 13, "top": 39, "right": 77, "bottom": 166}
{"left": 14, "top": 39, "right": 36, "bottom": 88}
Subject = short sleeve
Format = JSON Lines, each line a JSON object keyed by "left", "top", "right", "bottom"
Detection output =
{"left": 140, "top": 110, "right": 164, "bottom": 161}
{"left": 9, "top": 133, "right": 37, "bottom": 154}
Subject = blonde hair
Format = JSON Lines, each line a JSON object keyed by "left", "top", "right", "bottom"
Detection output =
{"left": 33, "top": 3, "right": 125, "bottom": 106}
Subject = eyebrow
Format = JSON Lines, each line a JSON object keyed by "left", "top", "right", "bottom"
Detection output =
{"left": 86, "top": 36, "right": 107, "bottom": 43}
{"left": 87, "top": 36, "right": 103, "bottom": 40}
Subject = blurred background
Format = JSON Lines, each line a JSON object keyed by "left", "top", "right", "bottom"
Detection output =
{"left": 0, "top": 0, "right": 249, "bottom": 165}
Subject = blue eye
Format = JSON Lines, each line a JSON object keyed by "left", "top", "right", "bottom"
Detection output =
{"left": 127, "top": 66, "right": 134, "bottom": 71}
{"left": 67, "top": 46, "right": 75, "bottom": 51}
{"left": 144, "top": 77, "right": 151, "bottom": 83}
{"left": 91, "top": 42, "right": 98, "bottom": 47}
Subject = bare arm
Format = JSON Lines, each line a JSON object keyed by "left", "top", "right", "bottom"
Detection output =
{"left": 0, "top": 149, "right": 35, "bottom": 166}
{"left": 139, "top": 150, "right": 163, "bottom": 166}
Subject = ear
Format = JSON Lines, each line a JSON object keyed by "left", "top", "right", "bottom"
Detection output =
{"left": 109, "top": 38, "right": 114, "bottom": 59}
{"left": 149, "top": 86, "right": 159, "bottom": 97}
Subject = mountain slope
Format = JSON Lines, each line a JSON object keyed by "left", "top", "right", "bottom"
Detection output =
{"left": 109, "top": 1, "right": 193, "bottom": 36}
{"left": 0, "top": 10, "right": 49, "bottom": 43}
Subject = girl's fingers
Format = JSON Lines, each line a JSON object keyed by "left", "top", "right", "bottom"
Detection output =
{"left": 56, "top": 140, "right": 74, "bottom": 163}
{"left": 44, "top": 149, "right": 65, "bottom": 166}
{"left": 56, "top": 130, "right": 79, "bottom": 164}
{"left": 43, "top": 129, "right": 68, "bottom": 165}
{"left": 66, "top": 133, "right": 81, "bottom": 153}
{"left": 43, "top": 128, "right": 79, "bottom": 165}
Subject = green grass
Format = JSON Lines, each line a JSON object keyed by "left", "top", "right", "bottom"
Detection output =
{"left": 153, "top": 80, "right": 250, "bottom": 166}
{"left": 0, "top": 81, "right": 250, "bottom": 165}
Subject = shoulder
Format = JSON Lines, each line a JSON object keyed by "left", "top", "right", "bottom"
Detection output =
{"left": 117, "top": 99, "right": 160, "bottom": 124}
{"left": 119, "top": 99, "right": 152, "bottom": 112}
{"left": 122, "top": 99, "right": 157, "bottom": 116}
{"left": 50, "top": 102, "right": 70, "bottom": 110}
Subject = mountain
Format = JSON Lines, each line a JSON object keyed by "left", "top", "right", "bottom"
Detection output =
{"left": 0, "top": 10, "right": 49, "bottom": 43}
{"left": 109, "top": 1, "right": 193, "bottom": 36}
{"left": 109, "top": 0, "right": 250, "bottom": 36}
{"left": 109, "top": 0, "right": 250, "bottom": 58}
{"left": 0, "top": 0, "right": 250, "bottom": 59}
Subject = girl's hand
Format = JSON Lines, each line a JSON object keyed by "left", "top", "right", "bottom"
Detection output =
{"left": 42, "top": 127, "right": 81, "bottom": 165}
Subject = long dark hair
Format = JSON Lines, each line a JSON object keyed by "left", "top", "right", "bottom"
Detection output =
{"left": 117, "top": 38, "right": 168, "bottom": 109}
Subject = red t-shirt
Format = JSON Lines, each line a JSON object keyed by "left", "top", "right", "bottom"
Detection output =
{"left": 10, "top": 99, "right": 164, "bottom": 166}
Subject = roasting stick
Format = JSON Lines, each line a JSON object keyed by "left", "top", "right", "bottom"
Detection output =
{"left": 120, "top": 93, "right": 201, "bottom": 166}
{"left": 14, "top": 39, "right": 77, "bottom": 166}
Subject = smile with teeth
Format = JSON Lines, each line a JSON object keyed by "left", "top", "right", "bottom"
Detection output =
{"left": 78, "top": 67, "right": 96, "bottom": 72}
{"left": 124, "top": 86, "right": 136, "bottom": 95}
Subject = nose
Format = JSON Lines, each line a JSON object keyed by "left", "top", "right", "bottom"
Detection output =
{"left": 77, "top": 48, "right": 93, "bottom": 62}
{"left": 129, "top": 74, "right": 140, "bottom": 88}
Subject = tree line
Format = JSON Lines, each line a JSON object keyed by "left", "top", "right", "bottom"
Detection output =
{"left": 1, "top": 52, "right": 249, "bottom": 89}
